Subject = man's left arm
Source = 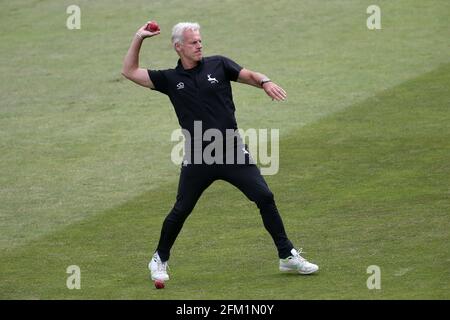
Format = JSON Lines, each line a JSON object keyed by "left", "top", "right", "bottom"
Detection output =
{"left": 237, "top": 68, "right": 287, "bottom": 101}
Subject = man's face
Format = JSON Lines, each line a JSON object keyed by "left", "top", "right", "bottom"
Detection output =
{"left": 177, "top": 29, "right": 203, "bottom": 62}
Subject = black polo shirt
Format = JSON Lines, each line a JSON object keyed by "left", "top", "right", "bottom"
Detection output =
{"left": 147, "top": 55, "right": 243, "bottom": 138}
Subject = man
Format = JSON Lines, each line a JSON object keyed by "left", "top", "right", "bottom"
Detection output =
{"left": 122, "top": 21, "right": 319, "bottom": 283}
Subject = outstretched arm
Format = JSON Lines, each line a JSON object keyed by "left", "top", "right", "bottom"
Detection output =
{"left": 237, "top": 68, "right": 287, "bottom": 101}
{"left": 121, "top": 22, "right": 160, "bottom": 88}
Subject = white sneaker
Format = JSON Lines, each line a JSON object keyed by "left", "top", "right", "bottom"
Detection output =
{"left": 279, "top": 248, "right": 319, "bottom": 275}
{"left": 149, "top": 252, "right": 170, "bottom": 281}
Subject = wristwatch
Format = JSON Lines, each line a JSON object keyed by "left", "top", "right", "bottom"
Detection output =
{"left": 260, "top": 77, "right": 271, "bottom": 86}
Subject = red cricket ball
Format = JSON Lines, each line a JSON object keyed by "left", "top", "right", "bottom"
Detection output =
{"left": 146, "top": 21, "right": 160, "bottom": 32}
{"left": 154, "top": 280, "right": 165, "bottom": 289}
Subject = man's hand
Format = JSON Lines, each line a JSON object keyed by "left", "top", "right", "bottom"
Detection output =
{"left": 262, "top": 81, "right": 287, "bottom": 101}
{"left": 136, "top": 21, "right": 161, "bottom": 39}
{"left": 237, "top": 68, "right": 287, "bottom": 101}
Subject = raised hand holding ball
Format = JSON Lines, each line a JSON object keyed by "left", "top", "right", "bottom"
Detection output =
{"left": 145, "top": 21, "right": 160, "bottom": 32}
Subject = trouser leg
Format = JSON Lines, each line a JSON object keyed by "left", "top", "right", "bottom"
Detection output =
{"left": 156, "top": 165, "right": 215, "bottom": 261}
{"left": 219, "top": 164, "right": 294, "bottom": 259}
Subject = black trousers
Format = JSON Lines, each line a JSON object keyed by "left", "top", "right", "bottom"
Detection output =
{"left": 156, "top": 162, "right": 294, "bottom": 261}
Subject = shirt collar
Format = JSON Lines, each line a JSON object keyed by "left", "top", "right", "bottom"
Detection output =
{"left": 176, "top": 58, "right": 204, "bottom": 73}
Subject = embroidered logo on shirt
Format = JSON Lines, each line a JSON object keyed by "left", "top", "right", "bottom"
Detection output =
{"left": 207, "top": 74, "right": 219, "bottom": 84}
{"left": 176, "top": 82, "right": 185, "bottom": 90}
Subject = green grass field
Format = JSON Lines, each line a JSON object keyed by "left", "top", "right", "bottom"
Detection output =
{"left": 1, "top": 0, "right": 449, "bottom": 299}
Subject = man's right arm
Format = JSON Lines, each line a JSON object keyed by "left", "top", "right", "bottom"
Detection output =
{"left": 121, "top": 22, "right": 160, "bottom": 89}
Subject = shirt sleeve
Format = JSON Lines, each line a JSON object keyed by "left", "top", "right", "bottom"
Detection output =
{"left": 221, "top": 56, "right": 243, "bottom": 82}
{"left": 147, "top": 69, "right": 169, "bottom": 95}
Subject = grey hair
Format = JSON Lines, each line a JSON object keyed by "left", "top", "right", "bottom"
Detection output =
{"left": 171, "top": 22, "right": 200, "bottom": 47}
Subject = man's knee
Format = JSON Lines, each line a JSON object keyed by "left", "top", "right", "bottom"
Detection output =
{"left": 255, "top": 189, "right": 275, "bottom": 207}
{"left": 167, "top": 198, "right": 195, "bottom": 221}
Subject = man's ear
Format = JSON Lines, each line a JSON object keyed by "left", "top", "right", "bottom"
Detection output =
{"left": 174, "top": 42, "right": 182, "bottom": 53}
